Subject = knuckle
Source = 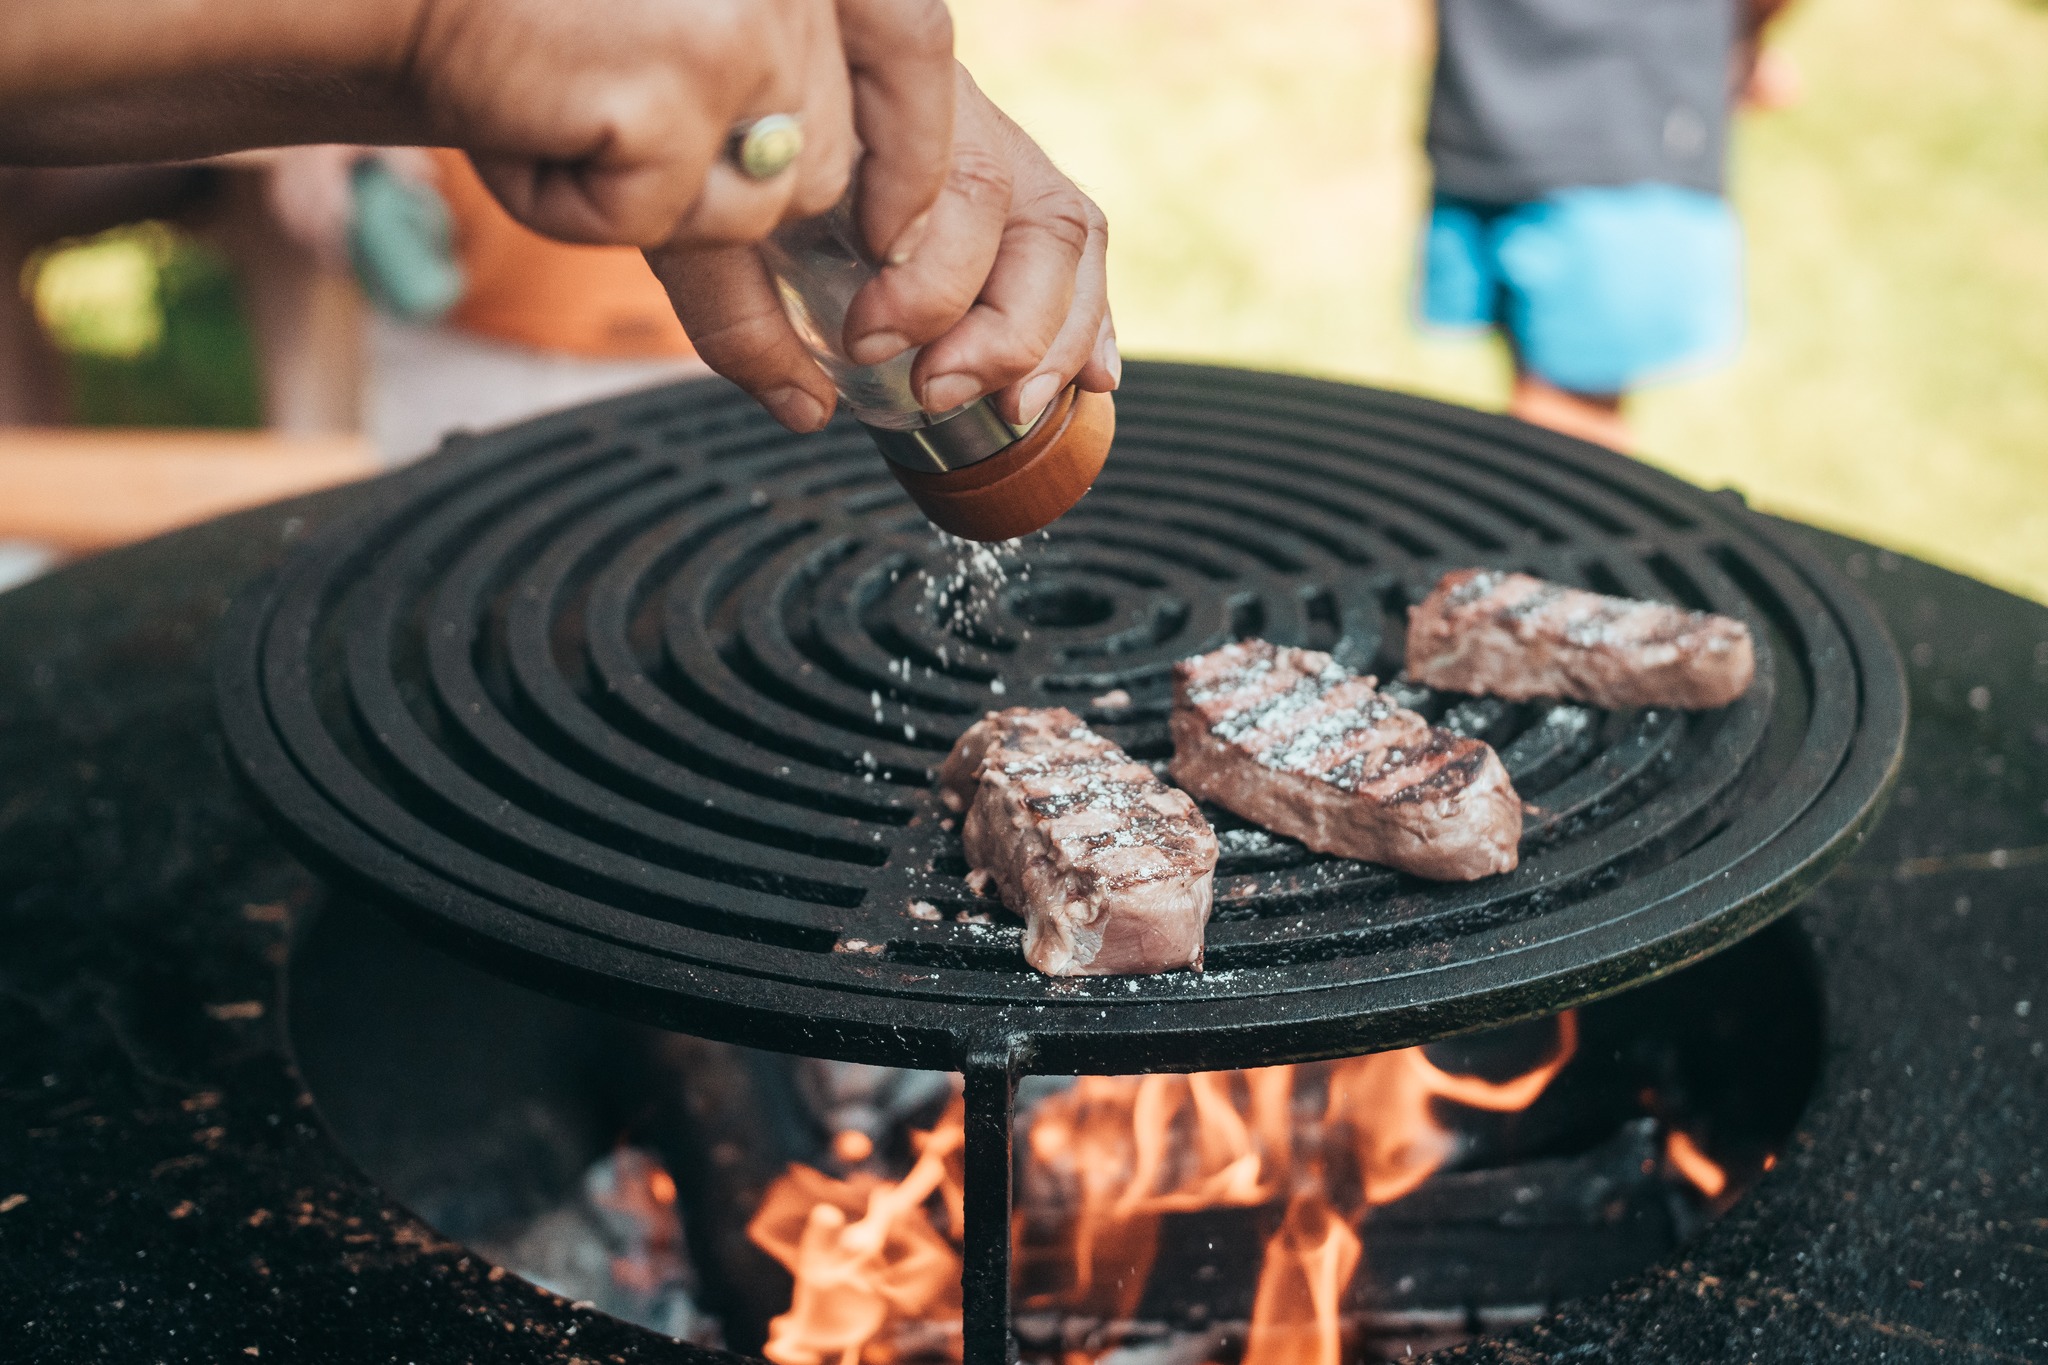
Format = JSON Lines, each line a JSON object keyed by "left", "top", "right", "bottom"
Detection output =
{"left": 686, "top": 305, "right": 795, "bottom": 374}
{"left": 894, "top": 0, "right": 956, "bottom": 60}
{"left": 1024, "top": 189, "right": 1093, "bottom": 258}
{"left": 684, "top": 0, "right": 768, "bottom": 76}
{"left": 844, "top": 0, "right": 954, "bottom": 61}
{"left": 945, "top": 144, "right": 1014, "bottom": 210}
{"left": 980, "top": 331, "right": 1047, "bottom": 381}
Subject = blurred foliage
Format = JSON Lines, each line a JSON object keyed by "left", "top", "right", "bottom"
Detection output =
{"left": 24, "top": 221, "right": 262, "bottom": 428}
{"left": 954, "top": 0, "right": 2048, "bottom": 603}
{"left": 27, "top": 222, "right": 171, "bottom": 359}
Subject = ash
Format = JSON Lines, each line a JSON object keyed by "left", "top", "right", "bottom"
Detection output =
{"left": 478, "top": 1146, "right": 722, "bottom": 1347}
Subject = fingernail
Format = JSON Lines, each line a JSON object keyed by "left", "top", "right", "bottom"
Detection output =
{"left": 886, "top": 210, "right": 933, "bottom": 267}
{"left": 762, "top": 386, "right": 828, "bottom": 433}
{"left": 920, "top": 372, "right": 982, "bottom": 414}
{"left": 847, "top": 330, "right": 911, "bottom": 366}
{"left": 1018, "top": 372, "right": 1062, "bottom": 428}
{"left": 1097, "top": 332, "right": 1123, "bottom": 388}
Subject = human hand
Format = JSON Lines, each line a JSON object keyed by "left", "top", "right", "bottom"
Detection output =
{"left": 647, "top": 64, "right": 1118, "bottom": 434}
{"left": 407, "top": 0, "right": 954, "bottom": 257}
{"left": 0, "top": 0, "right": 953, "bottom": 266}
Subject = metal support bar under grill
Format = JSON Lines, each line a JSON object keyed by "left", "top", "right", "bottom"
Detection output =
{"left": 963, "top": 1043, "right": 1022, "bottom": 1365}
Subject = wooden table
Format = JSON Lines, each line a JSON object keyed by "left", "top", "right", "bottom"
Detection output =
{"left": 0, "top": 427, "right": 380, "bottom": 553}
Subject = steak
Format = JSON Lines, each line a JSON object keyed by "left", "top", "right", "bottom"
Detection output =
{"left": 940, "top": 708, "right": 1219, "bottom": 976}
{"left": 1405, "top": 569, "right": 1755, "bottom": 710}
{"left": 1170, "top": 642, "right": 1521, "bottom": 880}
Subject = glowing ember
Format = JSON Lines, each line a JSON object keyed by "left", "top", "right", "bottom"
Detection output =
{"left": 750, "top": 1014, "right": 1580, "bottom": 1365}
{"left": 589, "top": 1147, "right": 689, "bottom": 1297}
{"left": 1664, "top": 1128, "right": 1728, "bottom": 1199}
{"left": 834, "top": 1130, "right": 878, "bottom": 1165}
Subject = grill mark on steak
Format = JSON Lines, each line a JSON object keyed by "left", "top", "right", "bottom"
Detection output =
{"left": 941, "top": 707, "right": 1218, "bottom": 976}
{"left": 1171, "top": 641, "right": 1522, "bottom": 880}
{"left": 1407, "top": 569, "right": 1756, "bottom": 710}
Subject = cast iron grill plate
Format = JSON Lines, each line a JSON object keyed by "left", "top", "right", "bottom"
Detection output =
{"left": 219, "top": 363, "right": 1905, "bottom": 1075}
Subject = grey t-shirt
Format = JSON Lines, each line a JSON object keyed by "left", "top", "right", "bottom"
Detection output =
{"left": 1426, "top": 0, "right": 1738, "bottom": 203}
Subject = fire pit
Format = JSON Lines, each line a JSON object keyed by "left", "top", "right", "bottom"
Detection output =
{"left": 215, "top": 363, "right": 1903, "bottom": 1365}
{"left": 3, "top": 364, "right": 2041, "bottom": 1364}
{"left": 289, "top": 893, "right": 1823, "bottom": 1364}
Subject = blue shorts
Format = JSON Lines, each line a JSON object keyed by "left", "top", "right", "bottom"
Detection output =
{"left": 1418, "top": 184, "right": 1742, "bottom": 395}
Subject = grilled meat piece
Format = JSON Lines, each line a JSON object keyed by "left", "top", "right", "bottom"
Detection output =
{"left": 942, "top": 708, "right": 1219, "bottom": 976}
{"left": 1171, "top": 642, "right": 1521, "bottom": 880}
{"left": 1405, "top": 569, "right": 1755, "bottom": 710}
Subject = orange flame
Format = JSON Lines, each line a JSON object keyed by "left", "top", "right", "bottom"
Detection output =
{"left": 1241, "top": 1196, "right": 1363, "bottom": 1365}
{"left": 1665, "top": 1128, "right": 1727, "bottom": 1199}
{"left": 751, "top": 1100, "right": 966, "bottom": 1365}
{"left": 1328, "top": 1010, "right": 1581, "bottom": 1206}
{"left": 750, "top": 1013, "right": 1580, "bottom": 1365}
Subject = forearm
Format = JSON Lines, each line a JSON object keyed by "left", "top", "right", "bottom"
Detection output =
{"left": 0, "top": 0, "right": 426, "bottom": 164}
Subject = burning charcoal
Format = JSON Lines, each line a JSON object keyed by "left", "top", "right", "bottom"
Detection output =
{"left": 633, "top": 1034, "right": 810, "bottom": 1355}
{"left": 480, "top": 1146, "right": 721, "bottom": 1346}
{"left": 1405, "top": 569, "right": 1756, "bottom": 710}
{"left": 795, "top": 1060, "right": 957, "bottom": 1161}
{"left": 1171, "top": 641, "right": 1521, "bottom": 880}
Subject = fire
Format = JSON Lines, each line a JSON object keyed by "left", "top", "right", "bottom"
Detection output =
{"left": 1327, "top": 1010, "right": 1580, "bottom": 1206}
{"left": 591, "top": 1146, "right": 686, "bottom": 1296}
{"left": 751, "top": 1101, "right": 966, "bottom": 1365}
{"left": 1240, "top": 1196, "right": 1362, "bottom": 1365}
{"left": 1664, "top": 1128, "right": 1728, "bottom": 1199}
{"left": 750, "top": 1014, "right": 1579, "bottom": 1365}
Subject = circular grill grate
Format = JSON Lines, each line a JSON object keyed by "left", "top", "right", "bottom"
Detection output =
{"left": 220, "top": 364, "right": 1904, "bottom": 1075}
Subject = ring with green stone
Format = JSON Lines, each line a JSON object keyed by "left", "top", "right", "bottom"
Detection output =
{"left": 730, "top": 114, "right": 805, "bottom": 181}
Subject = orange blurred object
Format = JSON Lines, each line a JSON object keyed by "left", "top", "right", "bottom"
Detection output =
{"left": 833, "top": 1129, "right": 878, "bottom": 1166}
{"left": 430, "top": 150, "right": 696, "bottom": 361}
{"left": 0, "top": 427, "right": 376, "bottom": 552}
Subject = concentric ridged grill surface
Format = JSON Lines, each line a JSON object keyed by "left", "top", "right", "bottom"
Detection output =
{"left": 220, "top": 364, "right": 1904, "bottom": 1073}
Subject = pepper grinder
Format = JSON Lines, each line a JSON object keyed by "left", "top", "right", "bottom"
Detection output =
{"left": 755, "top": 180, "right": 1114, "bottom": 543}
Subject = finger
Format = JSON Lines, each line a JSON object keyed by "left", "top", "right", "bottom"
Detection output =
{"left": 1077, "top": 311, "right": 1123, "bottom": 395}
{"left": 838, "top": 0, "right": 956, "bottom": 262}
{"left": 646, "top": 242, "right": 839, "bottom": 431}
{"left": 782, "top": 2, "right": 860, "bottom": 221}
{"left": 468, "top": 71, "right": 731, "bottom": 246}
{"left": 472, "top": 4, "right": 853, "bottom": 249}
{"left": 907, "top": 125, "right": 1092, "bottom": 418}
{"left": 675, "top": 3, "right": 858, "bottom": 242}
{"left": 988, "top": 193, "right": 1111, "bottom": 425}
{"left": 837, "top": 89, "right": 1013, "bottom": 367}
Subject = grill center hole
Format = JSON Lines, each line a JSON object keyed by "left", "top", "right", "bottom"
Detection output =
{"left": 1010, "top": 583, "right": 1115, "bottom": 629}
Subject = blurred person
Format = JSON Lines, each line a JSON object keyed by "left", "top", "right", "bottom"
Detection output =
{"left": 1417, "top": 0, "right": 1794, "bottom": 450}
{"left": 1, "top": 0, "right": 1120, "bottom": 439}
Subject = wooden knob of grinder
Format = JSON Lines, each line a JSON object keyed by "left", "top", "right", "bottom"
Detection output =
{"left": 888, "top": 386, "right": 1114, "bottom": 542}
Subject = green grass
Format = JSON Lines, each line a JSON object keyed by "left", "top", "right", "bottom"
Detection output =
{"left": 955, "top": 0, "right": 2048, "bottom": 602}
